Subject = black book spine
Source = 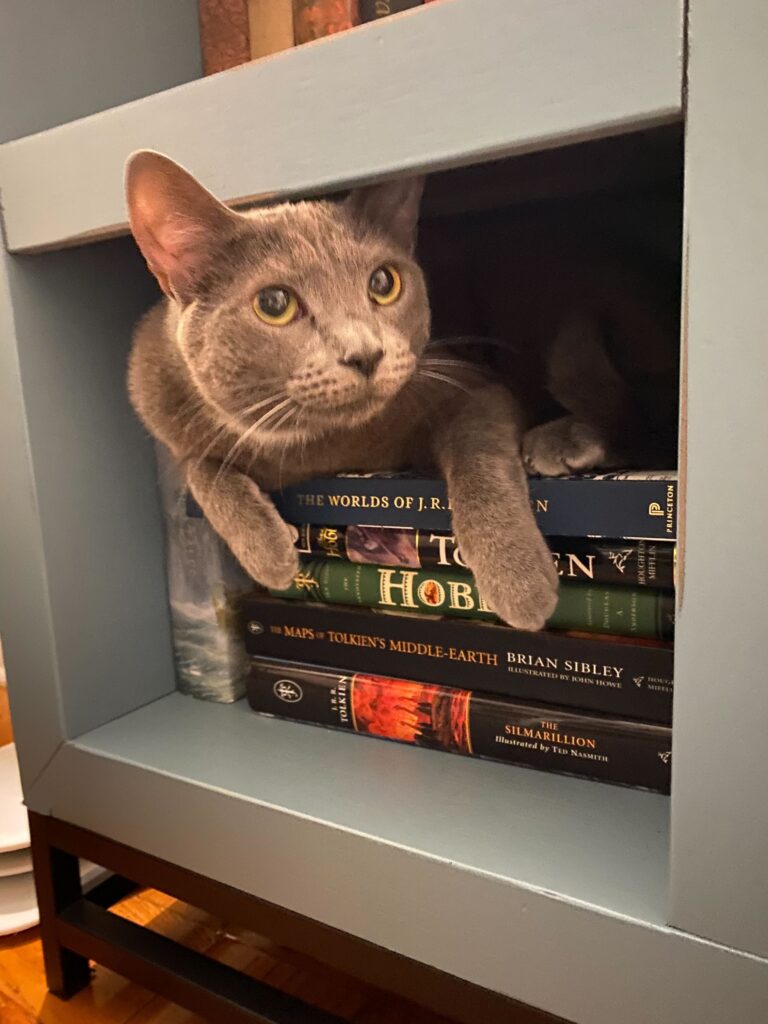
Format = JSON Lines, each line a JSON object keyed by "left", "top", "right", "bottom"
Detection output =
{"left": 247, "top": 657, "right": 672, "bottom": 792}
{"left": 296, "top": 524, "right": 676, "bottom": 588}
{"left": 267, "top": 474, "right": 678, "bottom": 540}
{"left": 242, "top": 596, "right": 674, "bottom": 723}
{"left": 360, "top": 0, "right": 422, "bottom": 19}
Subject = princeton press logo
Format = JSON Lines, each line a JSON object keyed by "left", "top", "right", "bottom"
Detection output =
{"left": 648, "top": 502, "right": 664, "bottom": 517}
{"left": 273, "top": 679, "right": 303, "bottom": 703}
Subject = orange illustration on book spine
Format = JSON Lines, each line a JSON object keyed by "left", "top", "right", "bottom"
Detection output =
{"left": 351, "top": 674, "right": 471, "bottom": 752}
{"left": 293, "top": 1, "right": 360, "bottom": 43}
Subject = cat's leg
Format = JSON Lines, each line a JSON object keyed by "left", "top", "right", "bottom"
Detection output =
{"left": 522, "top": 315, "right": 652, "bottom": 476}
{"left": 187, "top": 458, "right": 299, "bottom": 589}
{"left": 435, "top": 384, "right": 559, "bottom": 631}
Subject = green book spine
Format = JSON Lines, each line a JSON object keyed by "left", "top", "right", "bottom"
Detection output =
{"left": 269, "top": 559, "right": 675, "bottom": 639}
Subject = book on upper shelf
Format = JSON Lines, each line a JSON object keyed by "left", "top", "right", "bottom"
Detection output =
{"left": 360, "top": 0, "right": 423, "bottom": 21}
{"left": 265, "top": 471, "right": 678, "bottom": 540}
{"left": 292, "top": 1, "right": 359, "bottom": 44}
{"left": 296, "top": 525, "right": 676, "bottom": 588}
{"left": 268, "top": 558, "right": 675, "bottom": 639}
{"left": 242, "top": 595, "right": 674, "bottom": 722}
{"left": 198, "top": 0, "right": 294, "bottom": 75}
{"left": 247, "top": 657, "right": 672, "bottom": 792}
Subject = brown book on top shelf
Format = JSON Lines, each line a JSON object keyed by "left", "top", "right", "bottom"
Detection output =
{"left": 198, "top": 0, "right": 294, "bottom": 75}
{"left": 293, "top": 1, "right": 359, "bottom": 44}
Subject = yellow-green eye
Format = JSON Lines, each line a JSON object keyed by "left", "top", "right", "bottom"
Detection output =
{"left": 368, "top": 265, "right": 402, "bottom": 305}
{"left": 253, "top": 286, "right": 299, "bottom": 326}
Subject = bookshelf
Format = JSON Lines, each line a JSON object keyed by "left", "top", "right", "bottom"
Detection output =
{"left": 0, "top": 0, "right": 681, "bottom": 252}
{"left": 1, "top": 1, "right": 767, "bottom": 1022}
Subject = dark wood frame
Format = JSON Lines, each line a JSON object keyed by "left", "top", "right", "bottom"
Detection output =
{"left": 29, "top": 812, "right": 554, "bottom": 1024}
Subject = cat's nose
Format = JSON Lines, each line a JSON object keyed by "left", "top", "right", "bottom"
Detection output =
{"left": 340, "top": 348, "right": 384, "bottom": 379}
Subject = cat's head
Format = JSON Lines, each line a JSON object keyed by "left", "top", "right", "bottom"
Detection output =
{"left": 126, "top": 151, "right": 429, "bottom": 439}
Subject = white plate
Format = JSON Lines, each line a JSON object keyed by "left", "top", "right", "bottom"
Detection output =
{"left": 0, "top": 860, "right": 108, "bottom": 936}
{"left": 0, "top": 744, "right": 28, "bottom": 853}
{"left": 0, "top": 846, "right": 32, "bottom": 877}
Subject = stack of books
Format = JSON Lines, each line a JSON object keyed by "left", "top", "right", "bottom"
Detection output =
{"left": 242, "top": 470, "right": 676, "bottom": 792}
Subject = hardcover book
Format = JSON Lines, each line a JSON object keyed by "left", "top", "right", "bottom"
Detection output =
{"left": 247, "top": 658, "right": 673, "bottom": 792}
{"left": 293, "top": 0, "right": 359, "bottom": 43}
{"left": 296, "top": 525, "right": 676, "bottom": 588}
{"left": 360, "top": 0, "right": 422, "bottom": 19}
{"left": 269, "top": 558, "right": 675, "bottom": 639}
{"left": 198, "top": 0, "right": 294, "bottom": 74}
{"left": 242, "top": 596, "right": 674, "bottom": 722}
{"left": 268, "top": 471, "right": 678, "bottom": 540}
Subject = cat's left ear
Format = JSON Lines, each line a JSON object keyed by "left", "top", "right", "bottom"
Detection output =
{"left": 346, "top": 176, "right": 425, "bottom": 253}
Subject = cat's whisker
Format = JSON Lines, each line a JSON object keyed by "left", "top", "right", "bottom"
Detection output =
{"left": 417, "top": 369, "right": 474, "bottom": 395}
{"left": 420, "top": 357, "right": 475, "bottom": 370}
{"left": 217, "top": 396, "right": 294, "bottom": 479}
{"left": 273, "top": 406, "right": 302, "bottom": 488}
{"left": 270, "top": 406, "right": 298, "bottom": 434}
{"left": 169, "top": 392, "right": 205, "bottom": 424}
{"left": 240, "top": 390, "right": 290, "bottom": 419}
{"left": 425, "top": 335, "right": 515, "bottom": 353}
{"left": 228, "top": 376, "right": 286, "bottom": 396}
{"left": 189, "top": 392, "right": 288, "bottom": 483}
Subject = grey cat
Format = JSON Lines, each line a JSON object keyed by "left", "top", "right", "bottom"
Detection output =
{"left": 126, "top": 152, "right": 670, "bottom": 631}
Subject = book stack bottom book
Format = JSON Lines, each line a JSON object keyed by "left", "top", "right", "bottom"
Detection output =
{"left": 246, "top": 659, "right": 672, "bottom": 791}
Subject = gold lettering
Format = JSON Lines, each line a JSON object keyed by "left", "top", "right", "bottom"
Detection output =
{"left": 378, "top": 569, "right": 418, "bottom": 608}
{"left": 448, "top": 579, "right": 475, "bottom": 610}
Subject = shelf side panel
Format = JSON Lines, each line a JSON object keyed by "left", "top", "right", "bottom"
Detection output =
{"left": 0, "top": 0, "right": 683, "bottom": 252}
{"left": 28, "top": 696, "right": 768, "bottom": 1024}
{"left": 0, "top": 241, "right": 177, "bottom": 750}
{"left": 670, "top": 0, "right": 768, "bottom": 958}
{"left": 0, "top": 247, "right": 67, "bottom": 788}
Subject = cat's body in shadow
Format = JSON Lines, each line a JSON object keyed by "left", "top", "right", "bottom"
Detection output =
{"left": 127, "top": 153, "right": 677, "bottom": 631}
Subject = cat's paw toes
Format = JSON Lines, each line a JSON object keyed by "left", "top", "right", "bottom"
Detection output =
{"left": 235, "top": 531, "right": 300, "bottom": 590}
{"left": 473, "top": 545, "right": 559, "bottom": 631}
{"left": 258, "top": 551, "right": 301, "bottom": 591}
{"left": 481, "top": 570, "right": 559, "bottom": 631}
{"left": 523, "top": 417, "right": 607, "bottom": 477}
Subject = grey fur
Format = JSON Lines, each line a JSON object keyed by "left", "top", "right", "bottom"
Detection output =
{"left": 127, "top": 152, "right": 669, "bottom": 631}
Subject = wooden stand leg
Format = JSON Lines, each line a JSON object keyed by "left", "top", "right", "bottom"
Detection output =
{"left": 28, "top": 812, "right": 92, "bottom": 998}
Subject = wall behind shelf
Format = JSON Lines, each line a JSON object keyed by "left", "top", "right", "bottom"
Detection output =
{"left": 0, "top": 0, "right": 202, "bottom": 144}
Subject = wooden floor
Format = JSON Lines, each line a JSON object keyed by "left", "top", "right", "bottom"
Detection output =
{"left": 0, "top": 678, "right": 552, "bottom": 1024}
{"left": 0, "top": 887, "right": 478, "bottom": 1024}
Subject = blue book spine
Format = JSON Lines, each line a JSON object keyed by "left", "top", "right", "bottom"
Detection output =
{"left": 267, "top": 474, "right": 678, "bottom": 541}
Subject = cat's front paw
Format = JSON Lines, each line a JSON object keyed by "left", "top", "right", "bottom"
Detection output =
{"left": 231, "top": 521, "right": 300, "bottom": 590}
{"left": 468, "top": 534, "right": 559, "bottom": 631}
{"left": 523, "top": 416, "right": 608, "bottom": 477}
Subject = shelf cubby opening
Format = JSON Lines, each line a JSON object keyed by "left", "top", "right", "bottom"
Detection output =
{"left": 6, "top": 128, "right": 683, "bottom": 944}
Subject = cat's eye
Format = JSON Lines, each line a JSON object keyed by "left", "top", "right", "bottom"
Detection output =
{"left": 368, "top": 265, "right": 402, "bottom": 306}
{"left": 253, "top": 286, "right": 300, "bottom": 326}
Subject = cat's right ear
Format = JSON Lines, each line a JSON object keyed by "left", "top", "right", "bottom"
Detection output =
{"left": 125, "top": 151, "right": 241, "bottom": 303}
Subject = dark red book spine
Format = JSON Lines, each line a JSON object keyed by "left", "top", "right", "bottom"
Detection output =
{"left": 247, "top": 657, "right": 672, "bottom": 792}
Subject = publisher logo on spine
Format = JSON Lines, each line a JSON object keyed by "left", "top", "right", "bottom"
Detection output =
{"left": 273, "top": 679, "right": 303, "bottom": 703}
